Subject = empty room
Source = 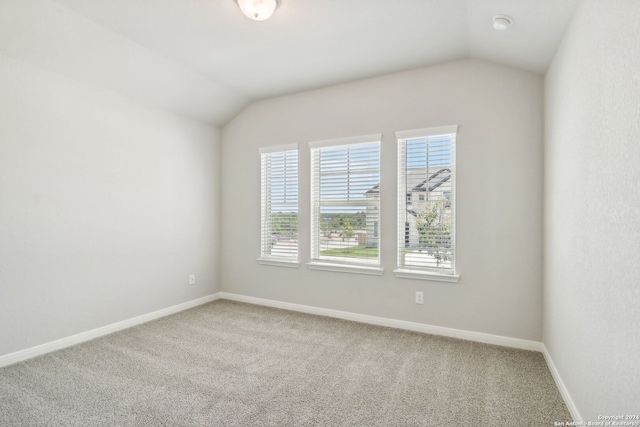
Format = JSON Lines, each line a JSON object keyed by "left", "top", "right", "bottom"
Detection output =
{"left": 0, "top": 0, "right": 638, "bottom": 425}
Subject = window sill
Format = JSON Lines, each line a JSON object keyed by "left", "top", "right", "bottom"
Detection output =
{"left": 307, "top": 262, "right": 383, "bottom": 276}
{"left": 393, "top": 268, "right": 459, "bottom": 283}
{"left": 257, "top": 258, "right": 301, "bottom": 268}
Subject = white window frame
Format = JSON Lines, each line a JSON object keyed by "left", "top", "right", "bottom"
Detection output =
{"left": 307, "top": 134, "right": 383, "bottom": 276}
{"left": 258, "top": 144, "right": 300, "bottom": 268}
{"left": 394, "top": 126, "right": 459, "bottom": 282}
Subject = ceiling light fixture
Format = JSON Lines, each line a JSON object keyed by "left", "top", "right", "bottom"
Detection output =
{"left": 235, "top": 0, "right": 281, "bottom": 21}
{"left": 492, "top": 15, "right": 513, "bottom": 31}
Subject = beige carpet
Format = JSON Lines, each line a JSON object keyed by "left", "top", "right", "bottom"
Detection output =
{"left": 0, "top": 300, "right": 570, "bottom": 426}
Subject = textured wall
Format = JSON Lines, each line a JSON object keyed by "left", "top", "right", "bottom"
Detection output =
{"left": 0, "top": 54, "right": 221, "bottom": 357}
{"left": 544, "top": 0, "right": 640, "bottom": 419}
{"left": 221, "top": 59, "right": 545, "bottom": 341}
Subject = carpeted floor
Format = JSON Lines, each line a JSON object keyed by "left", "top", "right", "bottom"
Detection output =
{"left": 0, "top": 300, "right": 570, "bottom": 426}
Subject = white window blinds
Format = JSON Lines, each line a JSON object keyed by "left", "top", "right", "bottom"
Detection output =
{"left": 259, "top": 145, "right": 298, "bottom": 262}
{"left": 397, "top": 126, "right": 457, "bottom": 274}
{"left": 310, "top": 135, "right": 381, "bottom": 266}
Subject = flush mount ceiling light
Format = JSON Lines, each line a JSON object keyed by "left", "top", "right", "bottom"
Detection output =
{"left": 235, "top": 0, "right": 281, "bottom": 21}
{"left": 492, "top": 15, "right": 513, "bottom": 31}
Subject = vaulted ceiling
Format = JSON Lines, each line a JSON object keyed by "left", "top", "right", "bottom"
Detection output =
{"left": 0, "top": 0, "right": 582, "bottom": 126}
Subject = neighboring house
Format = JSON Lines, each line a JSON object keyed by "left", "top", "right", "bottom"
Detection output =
{"left": 364, "top": 168, "right": 452, "bottom": 248}
{"left": 404, "top": 167, "right": 452, "bottom": 248}
{"left": 364, "top": 185, "right": 380, "bottom": 248}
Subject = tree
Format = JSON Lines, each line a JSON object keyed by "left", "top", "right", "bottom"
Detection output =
{"left": 340, "top": 218, "right": 355, "bottom": 243}
{"left": 271, "top": 212, "right": 297, "bottom": 235}
{"left": 320, "top": 218, "right": 332, "bottom": 237}
{"left": 415, "top": 198, "right": 451, "bottom": 267}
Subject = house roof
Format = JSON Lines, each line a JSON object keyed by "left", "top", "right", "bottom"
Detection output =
{"left": 366, "top": 168, "right": 452, "bottom": 196}
{"left": 412, "top": 169, "right": 452, "bottom": 192}
{"left": 365, "top": 184, "right": 380, "bottom": 195}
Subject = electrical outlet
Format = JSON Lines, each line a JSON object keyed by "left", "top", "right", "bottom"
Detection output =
{"left": 189, "top": 274, "right": 195, "bottom": 285}
{"left": 415, "top": 291, "right": 424, "bottom": 304}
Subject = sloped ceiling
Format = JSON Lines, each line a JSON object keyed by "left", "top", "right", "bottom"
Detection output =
{"left": 0, "top": 0, "right": 582, "bottom": 126}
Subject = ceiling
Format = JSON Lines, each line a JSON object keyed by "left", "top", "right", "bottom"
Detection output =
{"left": 0, "top": 0, "right": 582, "bottom": 126}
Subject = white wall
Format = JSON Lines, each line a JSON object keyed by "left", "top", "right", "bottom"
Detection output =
{"left": 544, "top": 0, "right": 640, "bottom": 420}
{"left": 0, "top": 53, "right": 220, "bottom": 357}
{"left": 221, "top": 59, "right": 544, "bottom": 341}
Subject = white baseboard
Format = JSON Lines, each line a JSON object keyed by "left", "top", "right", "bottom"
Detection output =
{"left": 541, "top": 344, "right": 582, "bottom": 422}
{"left": 0, "top": 293, "right": 221, "bottom": 368}
{"left": 219, "top": 292, "right": 543, "bottom": 352}
{"left": 5, "top": 291, "right": 575, "bottom": 418}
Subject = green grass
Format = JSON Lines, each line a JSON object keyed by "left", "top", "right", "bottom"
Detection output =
{"left": 320, "top": 246, "right": 379, "bottom": 258}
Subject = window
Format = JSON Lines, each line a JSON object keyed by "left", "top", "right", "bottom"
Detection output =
{"left": 309, "top": 134, "right": 382, "bottom": 275}
{"left": 395, "top": 126, "right": 459, "bottom": 282}
{"left": 258, "top": 145, "right": 299, "bottom": 267}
